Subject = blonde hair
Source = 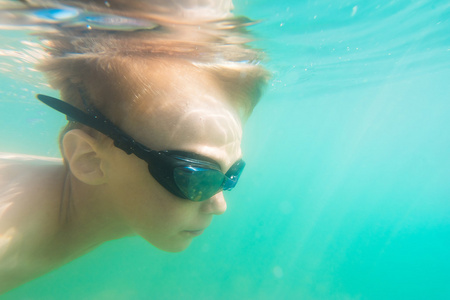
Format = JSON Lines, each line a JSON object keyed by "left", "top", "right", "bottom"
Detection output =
{"left": 36, "top": 12, "right": 270, "bottom": 150}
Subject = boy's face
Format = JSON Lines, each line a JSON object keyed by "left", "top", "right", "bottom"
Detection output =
{"left": 100, "top": 62, "right": 243, "bottom": 252}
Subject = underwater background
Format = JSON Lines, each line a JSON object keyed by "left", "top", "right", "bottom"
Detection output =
{"left": 1, "top": 0, "right": 449, "bottom": 299}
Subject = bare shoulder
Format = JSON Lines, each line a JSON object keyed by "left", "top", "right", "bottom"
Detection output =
{"left": 0, "top": 152, "right": 64, "bottom": 236}
{"left": 0, "top": 153, "right": 64, "bottom": 293}
{"left": 0, "top": 152, "right": 62, "bottom": 165}
{"left": 0, "top": 152, "right": 62, "bottom": 183}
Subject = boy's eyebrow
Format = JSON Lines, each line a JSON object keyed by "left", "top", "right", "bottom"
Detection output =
{"left": 192, "top": 148, "right": 242, "bottom": 172}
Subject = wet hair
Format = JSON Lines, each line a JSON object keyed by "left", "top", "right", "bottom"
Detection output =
{"left": 35, "top": 6, "right": 270, "bottom": 152}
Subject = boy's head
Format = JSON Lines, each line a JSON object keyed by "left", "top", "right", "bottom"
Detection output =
{"left": 36, "top": 10, "right": 269, "bottom": 251}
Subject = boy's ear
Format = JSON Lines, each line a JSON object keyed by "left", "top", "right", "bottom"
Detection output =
{"left": 62, "top": 129, "right": 106, "bottom": 185}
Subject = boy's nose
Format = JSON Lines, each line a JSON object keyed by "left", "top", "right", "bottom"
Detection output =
{"left": 201, "top": 192, "right": 227, "bottom": 215}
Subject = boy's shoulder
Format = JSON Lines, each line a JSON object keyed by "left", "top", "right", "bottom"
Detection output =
{"left": 0, "top": 153, "right": 64, "bottom": 293}
{"left": 0, "top": 153, "right": 62, "bottom": 186}
{"left": 0, "top": 152, "right": 62, "bottom": 164}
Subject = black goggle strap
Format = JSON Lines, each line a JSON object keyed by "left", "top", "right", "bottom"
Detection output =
{"left": 36, "top": 94, "right": 146, "bottom": 156}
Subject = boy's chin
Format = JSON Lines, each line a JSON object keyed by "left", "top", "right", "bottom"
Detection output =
{"left": 146, "top": 237, "right": 193, "bottom": 253}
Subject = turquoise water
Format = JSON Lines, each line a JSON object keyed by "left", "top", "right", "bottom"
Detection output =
{"left": 1, "top": 0, "right": 450, "bottom": 299}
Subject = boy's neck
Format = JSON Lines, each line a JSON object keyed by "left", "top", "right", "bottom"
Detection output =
{"left": 55, "top": 174, "right": 134, "bottom": 254}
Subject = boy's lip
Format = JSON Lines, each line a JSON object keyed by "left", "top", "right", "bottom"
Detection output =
{"left": 183, "top": 229, "right": 205, "bottom": 236}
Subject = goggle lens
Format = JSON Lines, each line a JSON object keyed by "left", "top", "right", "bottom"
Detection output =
{"left": 173, "top": 159, "right": 246, "bottom": 201}
{"left": 174, "top": 167, "right": 225, "bottom": 201}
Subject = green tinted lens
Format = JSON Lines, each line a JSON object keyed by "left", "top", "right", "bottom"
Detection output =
{"left": 173, "top": 167, "right": 225, "bottom": 201}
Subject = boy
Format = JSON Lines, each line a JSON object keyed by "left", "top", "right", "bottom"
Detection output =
{"left": 0, "top": 0, "right": 268, "bottom": 294}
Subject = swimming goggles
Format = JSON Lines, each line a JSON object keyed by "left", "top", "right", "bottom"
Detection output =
{"left": 36, "top": 94, "right": 245, "bottom": 202}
